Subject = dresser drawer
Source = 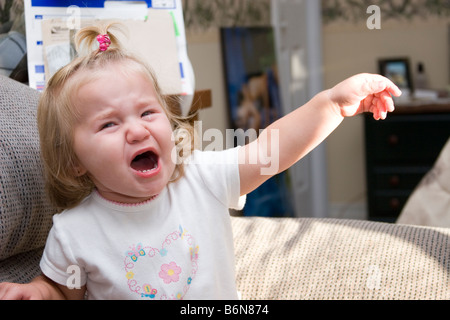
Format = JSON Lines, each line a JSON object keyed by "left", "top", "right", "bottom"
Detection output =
{"left": 370, "top": 192, "right": 410, "bottom": 220}
{"left": 365, "top": 113, "right": 450, "bottom": 165}
{"left": 372, "top": 166, "right": 430, "bottom": 190}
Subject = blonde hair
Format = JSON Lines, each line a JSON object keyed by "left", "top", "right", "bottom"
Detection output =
{"left": 37, "top": 23, "right": 194, "bottom": 210}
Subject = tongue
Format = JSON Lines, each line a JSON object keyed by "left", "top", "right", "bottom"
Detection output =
{"left": 131, "top": 152, "right": 157, "bottom": 171}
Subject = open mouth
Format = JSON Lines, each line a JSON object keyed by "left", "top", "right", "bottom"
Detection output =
{"left": 130, "top": 151, "right": 159, "bottom": 173}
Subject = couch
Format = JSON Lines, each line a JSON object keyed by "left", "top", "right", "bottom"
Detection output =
{"left": 0, "top": 75, "right": 449, "bottom": 299}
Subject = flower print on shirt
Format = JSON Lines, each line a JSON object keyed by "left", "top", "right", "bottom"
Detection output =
{"left": 123, "top": 225, "right": 199, "bottom": 300}
{"left": 159, "top": 262, "right": 182, "bottom": 284}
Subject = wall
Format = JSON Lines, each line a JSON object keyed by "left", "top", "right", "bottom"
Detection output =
{"left": 185, "top": 9, "right": 450, "bottom": 219}
{"left": 186, "top": 31, "right": 229, "bottom": 138}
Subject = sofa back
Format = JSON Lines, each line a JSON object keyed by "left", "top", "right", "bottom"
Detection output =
{"left": 0, "top": 76, "right": 56, "bottom": 262}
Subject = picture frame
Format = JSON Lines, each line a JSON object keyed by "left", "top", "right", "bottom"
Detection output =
{"left": 378, "top": 58, "right": 413, "bottom": 93}
{"left": 220, "top": 26, "right": 282, "bottom": 132}
{"left": 220, "top": 26, "right": 294, "bottom": 218}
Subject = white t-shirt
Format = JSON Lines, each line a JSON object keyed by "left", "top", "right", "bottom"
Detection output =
{"left": 40, "top": 148, "right": 244, "bottom": 300}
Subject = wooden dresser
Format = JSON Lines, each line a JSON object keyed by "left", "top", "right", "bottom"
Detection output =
{"left": 364, "top": 100, "right": 450, "bottom": 222}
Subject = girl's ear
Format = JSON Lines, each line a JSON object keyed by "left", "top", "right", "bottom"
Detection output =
{"left": 73, "top": 163, "right": 87, "bottom": 177}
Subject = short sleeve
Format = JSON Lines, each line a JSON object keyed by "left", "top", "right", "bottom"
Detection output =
{"left": 39, "top": 215, "right": 87, "bottom": 287}
{"left": 190, "top": 147, "right": 245, "bottom": 210}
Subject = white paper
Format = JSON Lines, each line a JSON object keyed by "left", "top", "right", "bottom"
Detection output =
{"left": 24, "top": 0, "right": 194, "bottom": 104}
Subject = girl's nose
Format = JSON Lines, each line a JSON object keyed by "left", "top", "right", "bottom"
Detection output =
{"left": 126, "top": 122, "right": 151, "bottom": 144}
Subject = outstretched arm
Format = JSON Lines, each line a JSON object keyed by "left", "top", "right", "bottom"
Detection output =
{"left": 238, "top": 73, "right": 402, "bottom": 196}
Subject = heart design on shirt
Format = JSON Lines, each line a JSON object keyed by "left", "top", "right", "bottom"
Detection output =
{"left": 123, "top": 225, "right": 199, "bottom": 299}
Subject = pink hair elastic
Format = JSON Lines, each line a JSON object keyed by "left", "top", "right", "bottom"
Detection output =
{"left": 97, "top": 34, "right": 111, "bottom": 52}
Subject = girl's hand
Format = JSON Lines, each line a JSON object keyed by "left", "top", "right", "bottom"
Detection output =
{"left": 0, "top": 275, "right": 85, "bottom": 300}
{"left": 329, "top": 73, "right": 402, "bottom": 120}
{"left": 0, "top": 282, "right": 48, "bottom": 300}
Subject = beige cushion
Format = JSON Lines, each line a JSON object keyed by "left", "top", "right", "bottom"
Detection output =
{"left": 0, "top": 76, "right": 55, "bottom": 261}
{"left": 397, "top": 138, "right": 450, "bottom": 228}
{"left": 232, "top": 217, "right": 450, "bottom": 300}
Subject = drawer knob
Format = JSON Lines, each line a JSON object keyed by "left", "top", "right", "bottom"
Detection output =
{"left": 388, "top": 134, "right": 399, "bottom": 146}
{"left": 389, "top": 175, "right": 400, "bottom": 187}
{"left": 389, "top": 198, "right": 400, "bottom": 210}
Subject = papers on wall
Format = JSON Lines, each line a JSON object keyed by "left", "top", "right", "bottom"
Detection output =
{"left": 24, "top": 0, "right": 194, "bottom": 113}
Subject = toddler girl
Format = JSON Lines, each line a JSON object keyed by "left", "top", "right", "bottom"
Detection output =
{"left": 0, "top": 23, "right": 401, "bottom": 300}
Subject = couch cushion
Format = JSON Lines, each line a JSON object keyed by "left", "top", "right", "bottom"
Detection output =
{"left": 232, "top": 217, "right": 450, "bottom": 300}
{"left": 0, "top": 76, "right": 55, "bottom": 261}
{"left": 0, "top": 247, "right": 43, "bottom": 283}
{"left": 397, "top": 138, "right": 450, "bottom": 228}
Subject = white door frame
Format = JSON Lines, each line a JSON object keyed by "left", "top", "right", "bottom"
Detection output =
{"left": 271, "top": 0, "right": 329, "bottom": 218}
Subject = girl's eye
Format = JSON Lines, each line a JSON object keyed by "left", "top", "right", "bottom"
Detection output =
{"left": 142, "top": 110, "right": 153, "bottom": 118}
{"left": 100, "top": 122, "right": 115, "bottom": 131}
